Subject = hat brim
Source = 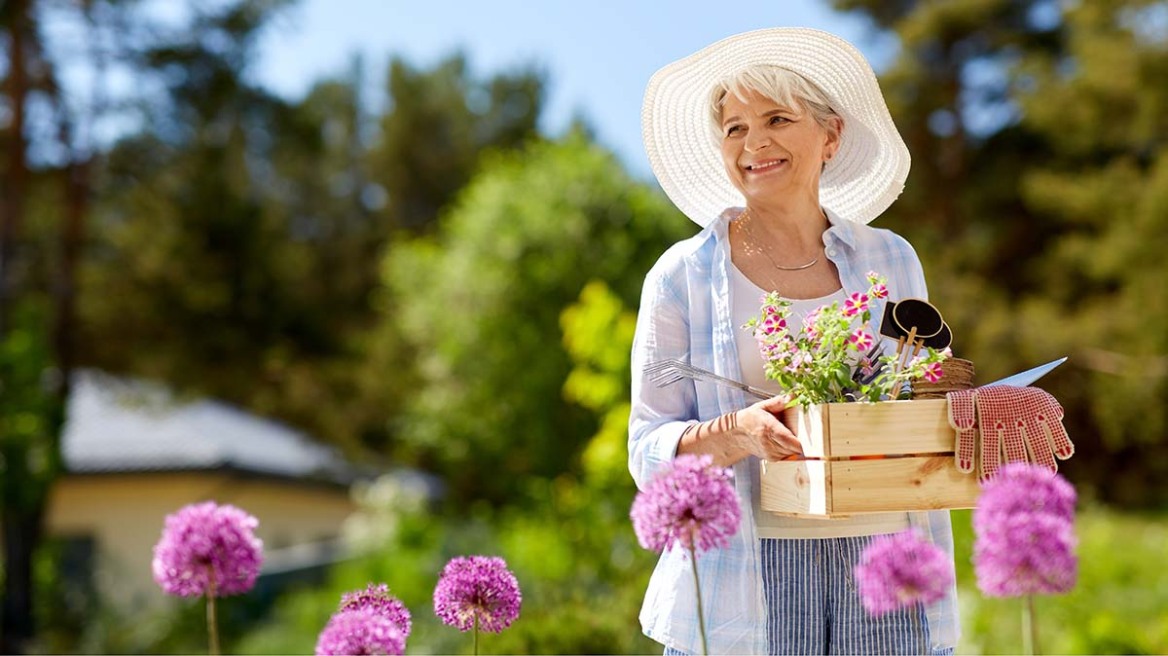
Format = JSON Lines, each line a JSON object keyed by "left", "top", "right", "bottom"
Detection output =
{"left": 642, "top": 27, "right": 910, "bottom": 227}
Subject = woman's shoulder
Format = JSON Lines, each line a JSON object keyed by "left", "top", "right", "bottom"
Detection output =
{"left": 647, "top": 218, "right": 722, "bottom": 277}
{"left": 640, "top": 214, "right": 727, "bottom": 301}
{"left": 846, "top": 222, "right": 919, "bottom": 257}
{"left": 845, "top": 222, "right": 928, "bottom": 297}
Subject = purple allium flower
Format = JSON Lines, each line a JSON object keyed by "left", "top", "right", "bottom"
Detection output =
{"left": 854, "top": 529, "right": 954, "bottom": 615}
{"left": 151, "top": 501, "right": 263, "bottom": 597}
{"left": 973, "top": 463, "right": 1078, "bottom": 597}
{"left": 975, "top": 463, "right": 1077, "bottom": 523}
{"left": 433, "top": 556, "right": 522, "bottom": 633}
{"left": 630, "top": 454, "right": 741, "bottom": 554}
{"left": 315, "top": 609, "right": 406, "bottom": 656}
{"left": 339, "top": 583, "right": 412, "bottom": 638}
{"left": 974, "top": 511, "right": 1078, "bottom": 597}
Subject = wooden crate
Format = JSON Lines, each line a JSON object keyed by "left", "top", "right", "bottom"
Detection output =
{"left": 759, "top": 398, "right": 981, "bottom": 517}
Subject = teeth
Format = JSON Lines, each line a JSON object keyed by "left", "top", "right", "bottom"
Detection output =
{"left": 748, "top": 160, "right": 782, "bottom": 171}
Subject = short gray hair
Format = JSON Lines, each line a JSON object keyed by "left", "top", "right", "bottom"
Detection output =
{"left": 709, "top": 65, "right": 841, "bottom": 140}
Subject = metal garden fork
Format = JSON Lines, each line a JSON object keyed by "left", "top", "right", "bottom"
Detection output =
{"left": 645, "top": 344, "right": 887, "bottom": 401}
{"left": 644, "top": 359, "right": 773, "bottom": 400}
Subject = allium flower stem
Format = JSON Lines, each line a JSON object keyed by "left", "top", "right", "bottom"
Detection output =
{"left": 206, "top": 564, "right": 220, "bottom": 656}
{"left": 1023, "top": 595, "right": 1039, "bottom": 655}
{"left": 473, "top": 616, "right": 479, "bottom": 656}
{"left": 689, "top": 543, "right": 708, "bottom": 656}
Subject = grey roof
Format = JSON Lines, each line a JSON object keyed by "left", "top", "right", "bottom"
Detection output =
{"left": 62, "top": 370, "right": 361, "bottom": 485}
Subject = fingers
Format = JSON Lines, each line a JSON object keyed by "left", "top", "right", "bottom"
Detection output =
{"left": 740, "top": 403, "right": 803, "bottom": 460}
{"left": 1001, "top": 415, "right": 1028, "bottom": 464}
{"left": 755, "top": 393, "right": 793, "bottom": 413}
{"left": 1034, "top": 415, "right": 1074, "bottom": 461}
{"left": 1034, "top": 398, "right": 1074, "bottom": 460}
{"left": 753, "top": 417, "right": 802, "bottom": 461}
{"left": 1023, "top": 420, "right": 1058, "bottom": 472}
{"left": 979, "top": 423, "right": 1002, "bottom": 482}
{"left": 947, "top": 390, "right": 978, "bottom": 473}
{"left": 1048, "top": 421, "right": 1075, "bottom": 460}
{"left": 767, "top": 421, "right": 803, "bottom": 456}
{"left": 955, "top": 428, "right": 977, "bottom": 474}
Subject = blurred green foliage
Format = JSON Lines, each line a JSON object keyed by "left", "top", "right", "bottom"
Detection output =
{"left": 375, "top": 133, "right": 689, "bottom": 505}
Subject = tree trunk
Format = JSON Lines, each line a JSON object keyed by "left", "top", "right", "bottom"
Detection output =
{"left": 0, "top": 509, "right": 43, "bottom": 654}
{"left": 0, "top": 0, "right": 30, "bottom": 336}
{"left": 1, "top": 1, "right": 39, "bottom": 652}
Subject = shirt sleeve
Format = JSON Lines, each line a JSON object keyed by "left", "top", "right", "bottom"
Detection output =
{"left": 628, "top": 260, "right": 700, "bottom": 490}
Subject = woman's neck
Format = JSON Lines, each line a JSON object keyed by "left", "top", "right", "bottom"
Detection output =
{"left": 741, "top": 198, "right": 829, "bottom": 249}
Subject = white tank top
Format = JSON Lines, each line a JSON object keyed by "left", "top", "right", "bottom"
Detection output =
{"left": 729, "top": 262, "right": 910, "bottom": 539}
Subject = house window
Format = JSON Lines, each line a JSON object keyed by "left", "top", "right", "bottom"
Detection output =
{"left": 56, "top": 534, "right": 97, "bottom": 616}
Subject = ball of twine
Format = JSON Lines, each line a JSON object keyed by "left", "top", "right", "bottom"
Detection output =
{"left": 912, "top": 358, "right": 975, "bottom": 399}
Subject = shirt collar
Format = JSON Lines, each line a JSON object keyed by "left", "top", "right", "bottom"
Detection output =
{"left": 823, "top": 207, "right": 858, "bottom": 251}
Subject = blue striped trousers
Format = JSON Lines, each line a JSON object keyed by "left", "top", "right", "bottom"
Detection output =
{"left": 666, "top": 536, "right": 950, "bottom": 655}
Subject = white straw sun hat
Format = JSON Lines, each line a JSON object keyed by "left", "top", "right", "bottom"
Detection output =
{"left": 642, "top": 27, "right": 910, "bottom": 227}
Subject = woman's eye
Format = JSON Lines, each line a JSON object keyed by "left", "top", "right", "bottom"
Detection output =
{"left": 725, "top": 125, "right": 742, "bottom": 136}
{"left": 770, "top": 115, "right": 789, "bottom": 125}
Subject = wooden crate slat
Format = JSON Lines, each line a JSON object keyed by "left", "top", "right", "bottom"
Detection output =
{"left": 825, "top": 399, "right": 955, "bottom": 457}
{"left": 789, "top": 404, "right": 830, "bottom": 459}
{"left": 759, "top": 459, "right": 831, "bottom": 516}
{"left": 828, "top": 456, "right": 980, "bottom": 513}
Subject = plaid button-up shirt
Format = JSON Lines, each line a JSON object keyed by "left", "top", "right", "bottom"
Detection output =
{"left": 629, "top": 208, "right": 960, "bottom": 655}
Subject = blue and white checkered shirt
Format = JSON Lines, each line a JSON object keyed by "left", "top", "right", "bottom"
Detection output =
{"left": 629, "top": 208, "right": 960, "bottom": 655}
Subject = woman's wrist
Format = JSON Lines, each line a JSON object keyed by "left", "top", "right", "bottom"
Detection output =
{"left": 677, "top": 410, "right": 748, "bottom": 466}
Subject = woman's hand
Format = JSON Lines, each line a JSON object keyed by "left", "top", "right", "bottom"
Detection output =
{"left": 676, "top": 395, "right": 804, "bottom": 466}
{"left": 732, "top": 395, "right": 804, "bottom": 461}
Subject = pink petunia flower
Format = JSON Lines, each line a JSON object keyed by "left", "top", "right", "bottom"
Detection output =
{"left": 761, "top": 314, "right": 787, "bottom": 336}
{"left": 848, "top": 329, "right": 874, "bottom": 352}
{"left": 922, "top": 361, "right": 944, "bottom": 383}
{"left": 843, "top": 293, "right": 870, "bottom": 317}
{"left": 785, "top": 350, "right": 812, "bottom": 373}
{"left": 859, "top": 357, "right": 876, "bottom": 378}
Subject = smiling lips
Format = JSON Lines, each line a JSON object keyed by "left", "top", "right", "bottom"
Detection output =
{"left": 744, "top": 159, "right": 787, "bottom": 173}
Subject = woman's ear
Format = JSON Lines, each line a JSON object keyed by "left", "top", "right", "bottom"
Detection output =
{"left": 824, "top": 115, "right": 844, "bottom": 160}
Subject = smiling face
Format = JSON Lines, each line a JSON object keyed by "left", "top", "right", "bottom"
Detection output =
{"left": 718, "top": 89, "right": 841, "bottom": 208}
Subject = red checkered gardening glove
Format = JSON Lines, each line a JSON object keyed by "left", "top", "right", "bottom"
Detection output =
{"left": 946, "top": 385, "right": 1074, "bottom": 480}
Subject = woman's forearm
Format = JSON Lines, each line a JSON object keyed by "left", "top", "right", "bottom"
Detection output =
{"left": 676, "top": 411, "right": 748, "bottom": 467}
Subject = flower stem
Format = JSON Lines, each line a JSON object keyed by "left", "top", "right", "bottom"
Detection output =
{"left": 206, "top": 566, "right": 220, "bottom": 656}
{"left": 689, "top": 545, "right": 708, "bottom": 656}
{"left": 473, "top": 615, "right": 479, "bottom": 656}
{"left": 1022, "top": 594, "right": 1039, "bottom": 655}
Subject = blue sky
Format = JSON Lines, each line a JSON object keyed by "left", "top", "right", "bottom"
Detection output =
{"left": 252, "top": 0, "right": 896, "bottom": 179}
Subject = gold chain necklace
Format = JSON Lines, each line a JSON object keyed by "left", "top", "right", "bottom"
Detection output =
{"left": 738, "top": 209, "right": 821, "bottom": 272}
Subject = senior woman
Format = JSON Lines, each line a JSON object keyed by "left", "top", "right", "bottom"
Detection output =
{"left": 629, "top": 28, "right": 958, "bottom": 655}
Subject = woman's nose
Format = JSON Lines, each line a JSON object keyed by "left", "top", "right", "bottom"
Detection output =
{"left": 744, "top": 130, "right": 771, "bottom": 152}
